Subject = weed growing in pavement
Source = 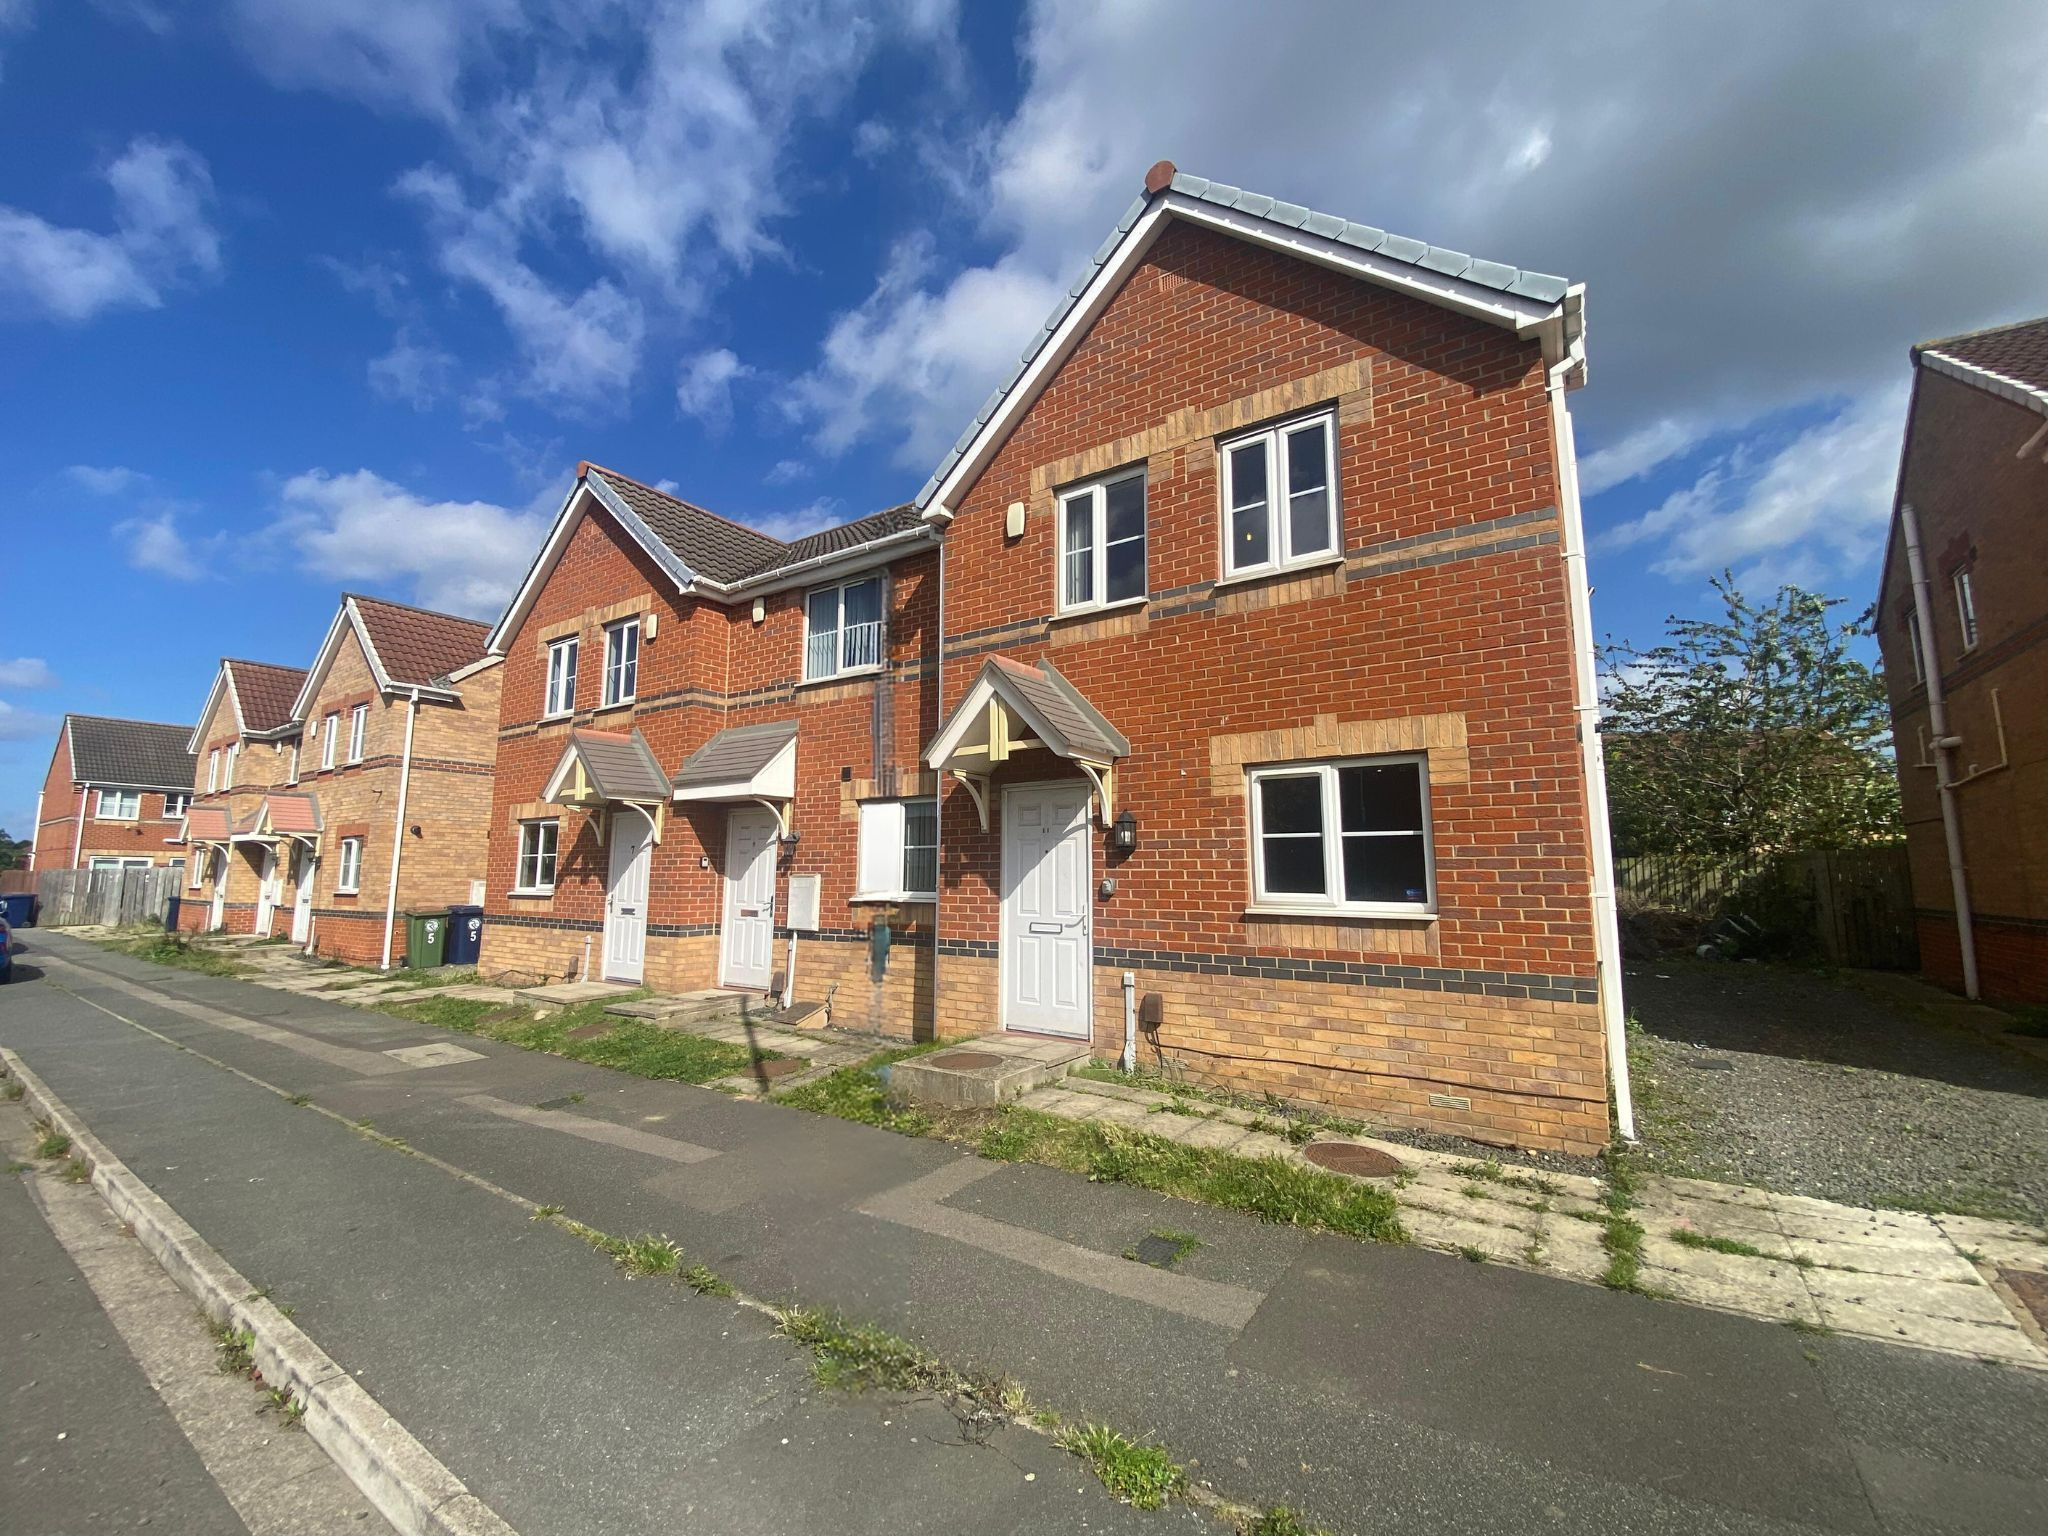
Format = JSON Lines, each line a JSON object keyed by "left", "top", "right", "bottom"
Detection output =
{"left": 1460, "top": 1245, "right": 1487, "bottom": 1263}
{"left": 616, "top": 1233, "right": 685, "bottom": 1278}
{"left": 63, "top": 1158, "right": 90, "bottom": 1183}
{"left": 375, "top": 993, "right": 765, "bottom": 1084}
{"left": 1069, "top": 1063, "right": 1365, "bottom": 1137}
{"left": 2, "top": 1077, "right": 23, "bottom": 1102}
{"left": 1598, "top": 1135, "right": 1653, "bottom": 1293}
{"left": 33, "top": 1122, "right": 70, "bottom": 1160}
{"left": 1451, "top": 1159, "right": 1504, "bottom": 1182}
{"left": 1244, "top": 1507, "right": 1335, "bottom": 1536}
{"left": 1782, "top": 1316, "right": 1834, "bottom": 1337}
{"left": 266, "top": 1386, "right": 306, "bottom": 1428}
{"left": 1055, "top": 1423, "right": 1186, "bottom": 1510}
{"left": 1669, "top": 1228, "right": 1769, "bottom": 1259}
{"left": 532, "top": 1204, "right": 565, "bottom": 1219}
{"left": 775, "top": 1041, "right": 952, "bottom": 1134}
{"left": 286, "top": 1094, "right": 310, "bottom": 1107}
{"left": 683, "top": 1263, "right": 734, "bottom": 1297}
{"left": 102, "top": 930, "right": 253, "bottom": 978}
{"left": 4, "top": 1161, "right": 29, "bottom": 1174}
{"left": 776, "top": 1306, "right": 952, "bottom": 1394}
{"left": 976, "top": 1109, "right": 1406, "bottom": 1243}
{"left": 214, "top": 1324, "right": 256, "bottom": 1376}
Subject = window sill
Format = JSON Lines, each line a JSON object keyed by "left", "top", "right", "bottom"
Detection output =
{"left": 541, "top": 709, "right": 575, "bottom": 723}
{"left": 1243, "top": 904, "right": 1436, "bottom": 923}
{"left": 592, "top": 699, "right": 636, "bottom": 716}
{"left": 1214, "top": 553, "right": 1346, "bottom": 591}
{"left": 507, "top": 887, "right": 556, "bottom": 899}
{"left": 334, "top": 888, "right": 361, "bottom": 898}
{"left": 1052, "top": 595, "right": 1148, "bottom": 622}
{"left": 799, "top": 666, "right": 883, "bottom": 690}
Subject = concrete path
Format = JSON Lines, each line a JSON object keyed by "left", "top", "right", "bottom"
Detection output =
{"left": 7, "top": 930, "right": 2048, "bottom": 1535}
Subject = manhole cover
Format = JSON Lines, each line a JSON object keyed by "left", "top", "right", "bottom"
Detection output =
{"left": 1131, "top": 1233, "right": 1189, "bottom": 1268}
{"left": 1685, "top": 1057, "right": 1735, "bottom": 1072}
{"left": 2000, "top": 1268, "right": 2048, "bottom": 1331}
{"left": 535, "top": 1095, "right": 579, "bottom": 1111}
{"left": 753, "top": 1057, "right": 806, "bottom": 1079}
{"left": 1303, "top": 1142, "right": 1405, "bottom": 1178}
{"left": 926, "top": 1050, "right": 1007, "bottom": 1071}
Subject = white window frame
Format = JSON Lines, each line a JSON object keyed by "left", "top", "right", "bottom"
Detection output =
{"left": 1056, "top": 466, "right": 1148, "bottom": 615}
{"left": 224, "top": 744, "right": 238, "bottom": 786}
{"left": 321, "top": 713, "right": 339, "bottom": 769}
{"left": 1246, "top": 754, "right": 1435, "bottom": 917}
{"left": 854, "top": 798, "right": 938, "bottom": 901}
{"left": 1953, "top": 567, "right": 1979, "bottom": 651}
{"left": 188, "top": 852, "right": 207, "bottom": 889}
{"left": 207, "top": 749, "right": 219, "bottom": 793}
{"left": 336, "top": 836, "right": 363, "bottom": 894}
{"left": 96, "top": 788, "right": 141, "bottom": 821}
{"left": 1220, "top": 409, "right": 1339, "bottom": 579}
{"left": 515, "top": 820, "right": 559, "bottom": 894}
{"left": 88, "top": 855, "right": 153, "bottom": 871}
{"left": 803, "top": 575, "right": 885, "bottom": 682}
{"left": 545, "top": 635, "right": 580, "bottom": 717}
{"left": 348, "top": 703, "right": 368, "bottom": 763}
{"left": 602, "top": 618, "right": 640, "bottom": 707}
{"left": 163, "top": 792, "right": 190, "bottom": 819}
{"left": 288, "top": 742, "right": 300, "bottom": 785}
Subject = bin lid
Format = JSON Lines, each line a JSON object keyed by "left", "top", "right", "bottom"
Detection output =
{"left": 404, "top": 909, "right": 451, "bottom": 919}
{"left": 447, "top": 904, "right": 484, "bottom": 916}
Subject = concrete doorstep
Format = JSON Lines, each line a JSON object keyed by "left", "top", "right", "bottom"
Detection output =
{"left": 0, "top": 1047, "right": 519, "bottom": 1536}
{"left": 1015, "top": 1075, "right": 2048, "bottom": 1369}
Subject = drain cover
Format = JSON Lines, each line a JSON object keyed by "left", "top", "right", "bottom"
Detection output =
{"left": 1303, "top": 1142, "right": 1405, "bottom": 1178}
{"left": 1132, "top": 1233, "right": 1187, "bottom": 1268}
{"left": 1685, "top": 1057, "right": 1735, "bottom": 1072}
{"left": 926, "top": 1050, "right": 1007, "bottom": 1071}
{"left": 535, "top": 1096, "right": 579, "bottom": 1111}
{"left": 753, "top": 1057, "right": 805, "bottom": 1079}
{"left": 2000, "top": 1268, "right": 2048, "bottom": 1331}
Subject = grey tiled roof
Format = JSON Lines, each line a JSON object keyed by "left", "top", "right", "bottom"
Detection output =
{"left": 66, "top": 715, "right": 197, "bottom": 791}
{"left": 914, "top": 168, "right": 1573, "bottom": 509}
{"left": 587, "top": 468, "right": 921, "bottom": 587}
{"left": 564, "top": 729, "right": 671, "bottom": 803}
{"left": 672, "top": 720, "right": 798, "bottom": 789}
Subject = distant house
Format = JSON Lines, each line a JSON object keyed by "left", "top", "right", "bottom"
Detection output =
{"left": 472, "top": 162, "right": 1625, "bottom": 1154}
{"left": 1875, "top": 316, "right": 2048, "bottom": 1003}
{"left": 179, "top": 659, "right": 309, "bottom": 935}
{"left": 31, "top": 714, "right": 197, "bottom": 873}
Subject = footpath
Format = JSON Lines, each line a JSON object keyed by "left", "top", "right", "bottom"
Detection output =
{"left": 6, "top": 929, "right": 2048, "bottom": 1535}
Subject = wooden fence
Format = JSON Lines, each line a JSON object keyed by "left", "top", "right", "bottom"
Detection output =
{"left": 1615, "top": 843, "right": 1917, "bottom": 970}
{"left": 33, "top": 866, "right": 181, "bottom": 929}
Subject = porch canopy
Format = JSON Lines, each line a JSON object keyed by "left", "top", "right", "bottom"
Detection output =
{"left": 544, "top": 728, "right": 672, "bottom": 840}
{"left": 924, "top": 655, "right": 1129, "bottom": 830}
{"left": 232, "top": 791, "right": 324, "bottom": 851}
{"left": 178, "top": 802, "right": 233, "bottom": 849}
{"left": 670, "top": 720, "right": 797, "bottom": 836}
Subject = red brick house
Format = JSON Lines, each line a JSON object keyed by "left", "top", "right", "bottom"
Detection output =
{"left": 1875, "top": 316, "right": 2048, "bottom": 1003}
{"left": 30, "top": 715, "right": 197, "bottom": 873}
{"left": 179, "top": 659, "right": 308, "bottom": 933}
{"left": 477, "top": 164, "right": 1627, "bottom": 1152}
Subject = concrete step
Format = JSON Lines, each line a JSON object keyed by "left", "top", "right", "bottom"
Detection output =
{"left": 889, "top": 1035, "right": 1093, "bottom": 1110}
{"left": 514, "top": 980, "right": 637, "bottom": 1015}
{"left": 605, "top": 989, "right": 746, "bottom": 1027}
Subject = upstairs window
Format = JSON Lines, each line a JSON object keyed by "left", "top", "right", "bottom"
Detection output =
{"left": 288, "top": 742, "right": 300, "bottom": 784}
{"left": 1222, "top": 411, "right": 1337, "bottom": 577}
{"left": 348, "top": 703, "right": 368, "bottom": 763}
{"left": 321, "top": 713, "right": 339, "bottom": 769}
{"left": 207, "top": 749, "right": 219, "bottom": 793}
{"left": 1248, "top": 756, "right": 1434, "bottom": 915}
{"left": 855, "top": 798, "right": 939, "bottom": 901}
{"left": 164, "top": 792, "right": 190, "bottom": 819}
{"left": 224, "top": 744, "right": 238, "bottom": 786}
{"left": 545, "top": 635, "right": 579, "bottom": 717}
{"left": 336, "top": 836, "right": 363, "bottom": 893}
{"left": 1953, "top": 567, "right": 1979, "bottom": 651}
{"left": 805, "top": 575, "right": 883, "bottom": 681}
{"left": 516, "top": 820, "right": 559, "bottom": 893}
{"left": 96, "top": 788, "right": 141, "bottom": 820}
{"left": 603, "top": 618, "right": 640, "bottom": 706}
{"left": 1058, "top": 467, "right": 1147, "bottom": 613}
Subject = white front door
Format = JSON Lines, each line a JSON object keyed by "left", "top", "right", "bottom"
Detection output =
{"left": 1000, "top": 784, "right": 1093, "bottom": 1038}
{"left": 254, "top": 847, "right": 279, "bottom": 934}
{"left": 207, "top": 850, "right": 226, "bottom": 930}
{"left": 721, "top": 808, "right": 778, "bottom": 990}
{"left": 603, "top": 810, "right": 653, "bottom": 984}
{"left": 290, "top": 848, "right": 315, "bottom": 943}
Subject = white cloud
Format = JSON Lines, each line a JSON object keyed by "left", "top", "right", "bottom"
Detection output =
{"left": 115, "top": 509, "right": 210, "bottom": 581}
{"left": 764, "top": 458, "right": 809, "bottom": 486}
{"left": 1578, "top": 418, "right": 1710, "bottom": 498}
{"left": 368, "top": 327, "right": 457, "bottom": 409}
{"left": 0, "top": 658, "right": 53, "bottom": 689}
{"left": 0, "top": 136, "right": 219, "bottom": 321}
{"left": 0, "top": 700, "right": 60, "bottom": 744}
{"left": 675, "top": 347, "right": 749, "bottom": 430}
{"left": 746, "top": 496, "right": 844, "bottom": 542}
{"left": 224, "top": 0, "right": 517, "bottom": 121}
{"left": 272, "top": 467, "right": 554, "bottom": 617}
{"left": 61, "top": 464, "right": 150, "bottom": 496}
{"left": 1600, "top": 388, "right": 1907, "bottom": 590}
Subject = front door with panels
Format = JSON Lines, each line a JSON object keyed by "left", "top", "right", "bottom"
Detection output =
{"left": 291, "top": 846, "right": 315, "bottom": 944}
{"left": 721, "top": 808, "right": 778, "bottom": 991}
{"left": 603, "top": 810, "right": 653, "bottom": 984}
{"left": 254, "top": 846, "right": 280, "bottom": 935}
{"left": 1000, "top": 783, "right": 1093, "bottom": 1038}
{"left": 207, "top": 849, "right": 227, "bottom": 930}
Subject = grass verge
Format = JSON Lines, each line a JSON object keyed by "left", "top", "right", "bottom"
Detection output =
{"left": 100, "top": 929, "right": 253, "bottom": 978}
{"left": 773, "top": 1041, "right": 953, "bottom": 1133}
{"left": 1055, "top": 1423, "right": 1185, "bottom": 1509}
{"left": 376, "top": 993, "right": 771, "bottom": 1084}
{"left": 1069, "top": 1062, "right": 1365, "bottom": 1137}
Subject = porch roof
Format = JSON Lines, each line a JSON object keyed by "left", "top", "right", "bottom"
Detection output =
{"left": 543, "top": 728, "right": 670, "bottom": 808}
{"left": 180, "top": 803, "right": 232, "bottom": 844}
{"left": 924, "top": 656, "right": 1127, "bottom": 828}
{"left": 231, "top": 791, "right": 324, "bottom": 842}
{"left": 670, "top": 720, "right": 797, "bottom": 804}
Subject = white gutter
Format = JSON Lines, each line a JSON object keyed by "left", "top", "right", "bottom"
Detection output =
{"left": 1546, "top": 348, "right": 1635, "bottom": 1142}
{"left": 379, "top": 689, "right": 422, "bottom": 970}
{"left": 1899, "top": 501, "right": 1980, "bottom": 999}
{"left": 71, "top": 782, "right": 89, "bottom": 870}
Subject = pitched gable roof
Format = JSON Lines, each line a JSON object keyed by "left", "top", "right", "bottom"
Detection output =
{"left": 225, "top": 660, "right": 308, "bottom": 735}
{"left": 914, "top": 159, "right": 1585, "bottom": 518}
{"left": 1917, "top": 316, "right": 2048, "bottom": 417}
{"left": 350, "top": 594, "right": 491, "bottom": 687}
{"left": 65, "top": 714, "right": 196, "bottom": 791}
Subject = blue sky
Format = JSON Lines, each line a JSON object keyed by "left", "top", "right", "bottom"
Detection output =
{"left": 3, "top": 1, "right": 2044, "bottom": 837}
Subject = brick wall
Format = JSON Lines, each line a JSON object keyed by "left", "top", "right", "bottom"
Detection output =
{"left": 30, "top": 725, "right": 190, "bottom": 871}
{"left": 1878, "top": 368, "right": 2048, "bottom": 1003}
{"left": 933, "top": 220, "right": 1606, "bottom": 1152}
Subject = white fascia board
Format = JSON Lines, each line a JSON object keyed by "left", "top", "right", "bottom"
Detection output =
{"left": 540, "top": 737, "right": 585, "bottom": 803}
{"left": 923, "top": 669, "right": 1071, "bottom": 770}
{"left": 446, "top": 652, "right": 502, "bottom": 684}
{"left": 287, "top": 606, "right": 357, "bottom": 723}
{"left": 485, "top": 481, "right": 610, "bottom": 655}
{"left": 583, "top": 476, "right": 701, "bottom": 594}
{"left": 186, "top": 670, "right": 232, "bottom": 754}
{"left": 64, "top": 718, "right": 76, "bottom": 781}
{"left": 346, "top": 597, "right": 397, "bottom": 695}
{"left": 714, "top": 528, "right": 940, "bottom": 601}
{"left": 1918, "top": 348, "right": 2048, "bottom": 419}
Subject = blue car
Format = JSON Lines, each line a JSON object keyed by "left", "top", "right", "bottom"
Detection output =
{"left": 0, "top": 915, "right": 12, "bottom": 982}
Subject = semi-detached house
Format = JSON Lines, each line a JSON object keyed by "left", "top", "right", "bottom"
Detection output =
{"left": 31, "top": 714, "right": 198, "bottom": 873}
{"left": 179, "top": 659, "right": 308, "bottom": 935}
{"left": 478, "top": 162, "right": 1628, "bottom": 1154}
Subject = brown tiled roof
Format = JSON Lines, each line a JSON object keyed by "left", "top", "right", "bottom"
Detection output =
{"left": 351, "top": 594, "right": 491, "bottom": 687}
{"left": 1918, "top": 316, "right": 2048, "bottom": 395}
{"left": 65, "top": 714, "right": 196, "bottom": 790}
{"left": 182, "top": 803, "right": 231, "bottom": 842}
{"left": 260, "top": 791, "right": 322, "bottom": 834}
{"left": 584, "top": 465, "right": 922, "bottom": 586}
{"left": 224, "top": 660, "right": 308, "bottom": 734}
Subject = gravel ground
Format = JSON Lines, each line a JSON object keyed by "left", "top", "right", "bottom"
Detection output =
{"left": 1627, "top": 958, "right": 2048, "bottom": 1224}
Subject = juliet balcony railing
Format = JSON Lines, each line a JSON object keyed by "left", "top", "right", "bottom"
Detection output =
{"left": 806, "top": 619, "right": 882, "bottom": 681}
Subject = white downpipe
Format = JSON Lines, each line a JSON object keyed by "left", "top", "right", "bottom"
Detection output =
{"left": 29, "top": 788, "right": 43, "bottom": 869}
{"left": 378, "top": 689, "right": 421, "bottom": 970}
{"left": 71, "top": 782, "right": 89, "bottom": 870}
{"left": 783, "top": 933, "right": 798, "bottom": 1011}
{"left": 1121, "top": 970, "right": 1137, "bottom": 1073}
{"left": 1547, "top": 352, "right": 1636, "bottom": 1142}
{"left": 1899, "top": 502, "right": 1980, "bottom": 999}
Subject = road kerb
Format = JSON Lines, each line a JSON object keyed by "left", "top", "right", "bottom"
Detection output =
{"left": 0, "top": 1045, "right": 520, "bottom": 1536}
